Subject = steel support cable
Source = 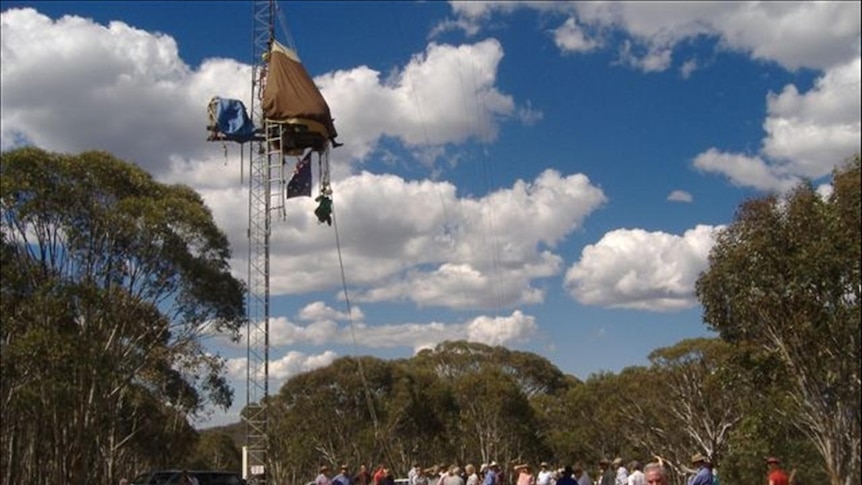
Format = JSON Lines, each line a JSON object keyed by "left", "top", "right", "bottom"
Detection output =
{"left": 463, "top": 56, "right": 505, "bottom": 314}
{"left": 329, "top": 200, "right": 386, "bottom": 464}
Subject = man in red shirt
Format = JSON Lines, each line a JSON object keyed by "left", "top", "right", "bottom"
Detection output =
{"left": 373, "top": 465, "right": 387, "bottom": 485}
{"left": 766, "top": 457, "right": 789, "bottom": 485}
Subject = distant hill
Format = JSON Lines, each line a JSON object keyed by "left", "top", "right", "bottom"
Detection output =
{"left": 200, "top": 421, "right": 245, "bottom": 451}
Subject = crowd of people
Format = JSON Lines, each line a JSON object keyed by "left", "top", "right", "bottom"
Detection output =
{"left": 314, "top": 454, "right": 792, "bottom": 485}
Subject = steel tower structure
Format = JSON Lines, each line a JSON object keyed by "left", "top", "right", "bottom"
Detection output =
{"left": 245, "top": 0, "right": 278, "bottom": 481}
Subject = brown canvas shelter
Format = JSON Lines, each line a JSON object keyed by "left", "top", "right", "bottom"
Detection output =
{"left": 262, "top": 40, "right": 337, "bottom": 141}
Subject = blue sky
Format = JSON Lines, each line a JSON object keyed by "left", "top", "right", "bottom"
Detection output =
{"left": 1, "top": 1, "right": 859, "bottom": 427}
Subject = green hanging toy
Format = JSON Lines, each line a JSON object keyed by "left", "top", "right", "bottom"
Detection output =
{"left": 314, "top": 194, "right": 332, "bottom": 226}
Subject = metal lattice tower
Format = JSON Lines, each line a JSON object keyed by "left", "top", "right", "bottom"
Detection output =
{"left": 245, "top": 0, "right": 277, "bottom": 481}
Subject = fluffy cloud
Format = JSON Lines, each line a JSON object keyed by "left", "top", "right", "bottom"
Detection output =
{"left": 315, "top": 39, "right": 516, "bottom": 162}
{"left": 667, "top": 190, "right": 693, "bottom": 203}
{"left": 695, "top": 56, "right": 861, "bottom": 190}
{"left": 195, "top": 168, "right": 604, "bottom": 311}
{"left": 226, "top": 350, "right": 338, "bottom": 381}
{"left": 335, "top": 169, "right": 606, "bottom": 309}
{"left": 297, "top": 301, "right": 364, "bottom": 322}
{"left": 564, "top": 225, "right": 723, "bottom": 311}
{"left": 446, "top": 1, "right": 861, "bottom": 72}
{"left": 1, "top": 8, "right": 596, "bottom": 312}
{"left": 693, "top": 148, "right": 799, "bottom": 192}
{"left": 226, "top": 309, "right": 537, "bottom": 353}
{"left": 761, "top": 57, "right": 862, "bottom": 177}
{"left": 0, "top": 8, "right": 236, "bottom": 172}
{"left": 553, "top": 17, "right": 601, "bottom": 53}
{"left": 0, "top": 9, "right": 524, "bottom": 177}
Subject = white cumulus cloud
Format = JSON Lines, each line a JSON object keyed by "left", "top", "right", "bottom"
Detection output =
{"left": 564, "top": 225, "right": 724, "bottom": 311}
{"left": 667, "top": 190, "right": 693, "bottom": 203}
{"left": 446, "top": 1, "right": 861, "bottom": 72}
{"left": 694, "top": 56, "right": 861, "bottom": 191}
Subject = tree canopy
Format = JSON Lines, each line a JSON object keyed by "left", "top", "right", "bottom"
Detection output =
{"left": 697, "top": 155, "right": 861, "bottom": 485}
{"left": 0, "top": 147, "right": 246, "bottom": 484}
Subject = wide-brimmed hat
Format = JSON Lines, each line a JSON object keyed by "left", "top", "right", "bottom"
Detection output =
{"left": 599, "top": 458, "right": 610, "bottom": 466}
{"left": 540, "top": 462, "right": 549, "bottom": 468}
{"left": 320, "top": 466, "right": 329, "bottom": 472}
{"left": 766, "top": 457, "right": 781, "bottom": 464}
{"left": 691, "top": 453, "right": 707, "bottom": 464}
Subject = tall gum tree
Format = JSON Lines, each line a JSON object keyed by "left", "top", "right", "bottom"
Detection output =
{"left": 696, "top": 155, "right": 861, "bottom": 485}
{"left": 0, "top": 147, "right": 246, "bottom": 484}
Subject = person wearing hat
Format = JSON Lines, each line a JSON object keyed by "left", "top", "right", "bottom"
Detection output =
{"left": 483, "top": 462, "right": 499, "bottom": 485}
{"left": 537, "top": 462, "right": 554, "bottom": 485}
{"left": 688, "top": 454, "right": 712, "bottom": 485}
{"left": 766, "top": 457, "right": 789, "bottom": 485}
{"left": 317, "top": 466, "right": 333, "bottom": 485}
{"left": 516, "top": 464, "right": 535, "bottom": 485}
{"left": 598, "top": 459, "right": 614, "bottom": 485}
{"left": 333, "top": 465, "right": 354, "bottom": 485}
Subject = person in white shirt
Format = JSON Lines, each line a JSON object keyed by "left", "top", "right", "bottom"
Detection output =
{"left": 317, "top": 466, "right": 333, "bottom": 485}
{"left": 465, "top": 464, "right": 480, "bottom": 485}
{"left": 612, "top": 459, "right": 627, "bottom": 485}
{"left": 537, "top": 463, "right": 555, "bottom": 485}
{"left": 573, "top": 465, "right": 593, "bottom": 485}
{"left": 443, "top": 466, "right": 465, "bottom": 485}
{"left": 626, "top": 462, "right": 644, "bottom": 485}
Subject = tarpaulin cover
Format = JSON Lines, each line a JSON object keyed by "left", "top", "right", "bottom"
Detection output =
{"left": 262, "top": 40, "right": 337, "bottom": 139}
{"left": 212, "top": 97, "right": 257, "bottom": 142}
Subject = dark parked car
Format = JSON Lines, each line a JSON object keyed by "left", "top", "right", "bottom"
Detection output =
{"left": 131, "top": 470, "right": 245, "bottom": 485}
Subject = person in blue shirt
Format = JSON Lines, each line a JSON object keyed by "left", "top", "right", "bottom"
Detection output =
{"left": 334, "top": 465, "right": 354, "bottom": 485}
{"left": 483, "top": 462, "right": 499, "bottom": 485}
{"left": 687, "top": 454, "right": 712, "bottom": 485}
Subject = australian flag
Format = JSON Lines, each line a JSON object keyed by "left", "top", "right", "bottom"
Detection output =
{"left": 286, "top": 152, "right": 312, "bottom": 199}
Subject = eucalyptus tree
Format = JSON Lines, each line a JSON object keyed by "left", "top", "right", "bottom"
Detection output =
{"left": 559, "top": 370, "right": 634, "bottom": 465}
{"left": 385, "top": 359, "right": 459, "bottom": 472}
{"left": 191, "top": 431, "right": 242, "bottom": 471}
{"left": 266, "top": 356, "right": 403, "bottom": 483}
{"left": 0, "top": 147, "right": 245, "bottom": 485}
{"left": 696, "top": 156, "right": 861, "bottom": 485}
{"left": 638, "top": 339, "right": 751, "bottom": 479}
{"left": 413, "top": 341, "right": 562, "bottom": 465}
